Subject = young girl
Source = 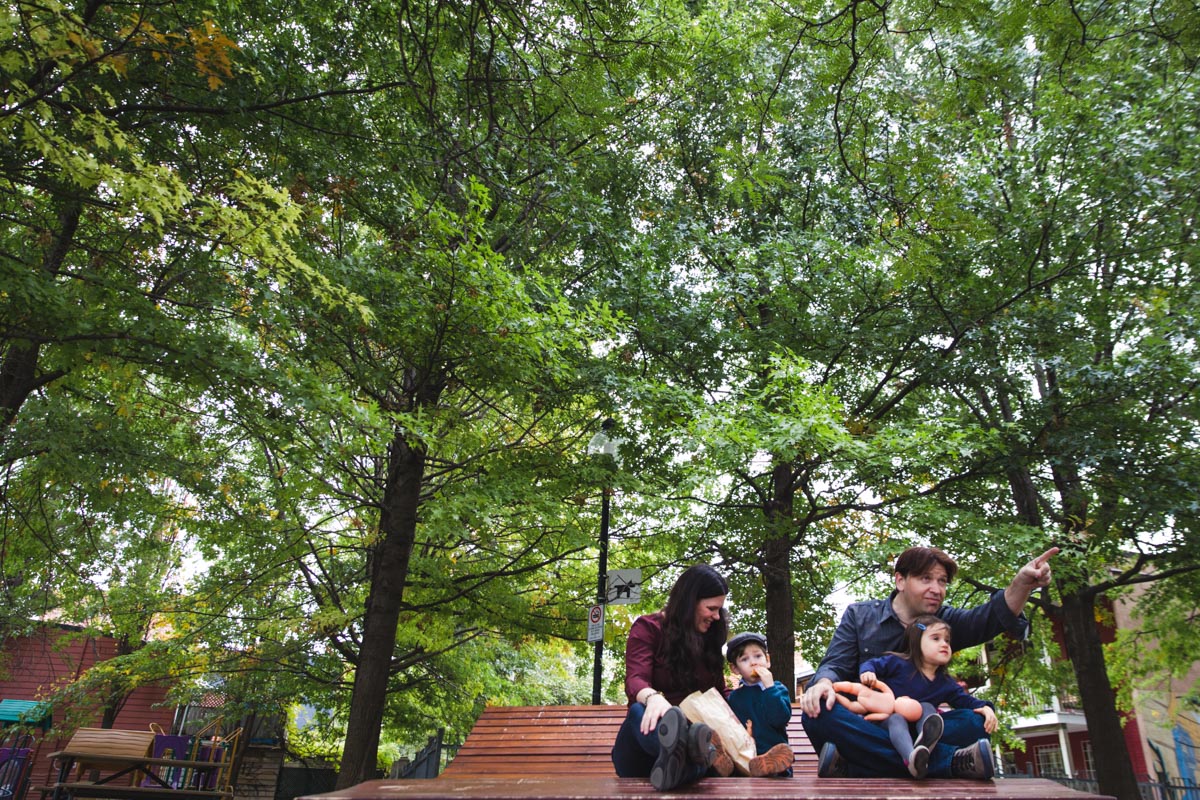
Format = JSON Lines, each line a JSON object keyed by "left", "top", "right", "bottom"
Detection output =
{"left": 857, "top": 614, "right": 997, "bottom": 778}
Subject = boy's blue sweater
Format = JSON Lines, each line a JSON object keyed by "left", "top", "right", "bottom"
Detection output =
{"left": 727, "top": 680, "right": 792, "bottom": 754}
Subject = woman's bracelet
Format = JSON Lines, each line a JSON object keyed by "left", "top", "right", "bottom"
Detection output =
{"left": 642, "top": 689, "right": 663, "bottom": 704}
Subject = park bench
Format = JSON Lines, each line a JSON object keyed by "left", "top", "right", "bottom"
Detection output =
{"left": 42, "top": 728, "right": 231, "bottom": 800}
{"left": 302, "top": 704, "right": 1114, "bottom": 800}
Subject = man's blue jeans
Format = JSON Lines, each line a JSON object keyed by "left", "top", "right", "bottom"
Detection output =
{"left": 611, "top": 702, "right": 707, "bottom": 784}
{"left": 802, "top": 703, "right": 988, "bottom": 778}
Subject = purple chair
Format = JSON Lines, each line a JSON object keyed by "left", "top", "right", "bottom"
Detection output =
{"left": 191, "top": 743, "right": 229, "bottom": 790}
{"left": 0, "top": 747, "right": 31, "bottom": 800}
{"left": 140, "top": 735, "right": 193, "bottom": 789}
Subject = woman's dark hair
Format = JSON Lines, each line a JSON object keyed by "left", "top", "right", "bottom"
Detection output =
{"left": 660, "top": 564, "right": 729, "bottom": 683}
{"left": 893, "top": 546, "right": 958, "bottom": 583}
{"left": 894, "top": 614, "right": 951, "bottom": 675}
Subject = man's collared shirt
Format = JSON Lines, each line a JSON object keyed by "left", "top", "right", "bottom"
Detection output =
{"left": 812, "top": 589, "right": 1028, "bottom": 686}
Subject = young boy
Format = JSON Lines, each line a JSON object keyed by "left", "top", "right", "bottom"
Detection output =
{"left": 726, "top": 632, "right": 795, "bottom": 777}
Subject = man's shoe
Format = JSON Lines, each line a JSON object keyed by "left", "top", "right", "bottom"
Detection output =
{"left": 650, "top": 707, "right": 691, "bottom": 790}
{"left": 817, "top": 742, "right": 848, "bottom": 778}
{"left": 950, "top": 739, "right": 995, "bottom": 781}
{"left": 686, "top": 721, "right": 716, "bottom": 769}
{"left": 749, "top": 743, "right": 794, "bottom": 777}
{"left": 907, "top": 744, "right": 930, "bottom": 778}
{"left": 708, "top": 731, "right": 736, "bottom": 777}
{"left": 913, "top": 713, "right": 943, "bottom": 752}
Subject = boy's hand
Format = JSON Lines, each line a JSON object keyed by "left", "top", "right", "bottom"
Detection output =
{"left": 754, "top": 666, "right": 775, "bottom": 687}
{"left": 859, "top": 671, "right": 877, "bottom": 687}
{"left": 974, "top": 705, "right": 998, "bottom": 734}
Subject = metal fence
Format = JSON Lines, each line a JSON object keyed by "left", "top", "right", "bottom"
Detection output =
{"left": 385, "top": 731, "right": 448, "bottom": 780}
{"left": 1004, "top": 773, "right": 1200, "bottom": 800}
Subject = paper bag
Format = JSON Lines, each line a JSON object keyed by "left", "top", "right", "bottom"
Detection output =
{"left": 679, "top": 687, "right": 756, "bottom": 775}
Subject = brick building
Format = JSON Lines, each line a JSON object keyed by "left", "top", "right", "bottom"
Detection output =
{"left": 0, "top": 625, "right": 284, "bottom": 800}
{"left": 992, "top": 586, "right": 1199, "bottom": 790}
{"left": 0, "top": 624, "right": 176, "bottom": 792}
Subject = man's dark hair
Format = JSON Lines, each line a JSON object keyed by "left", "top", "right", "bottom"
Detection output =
{"left": 893, "top": 546, "right": 958, "bottom": 582}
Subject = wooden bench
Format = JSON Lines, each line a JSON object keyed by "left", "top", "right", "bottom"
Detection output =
{"left": 44, "top": 729, "right": 230, "bottom": 800}
{"left": 59, "top": 729, "right": 157, "bottom": 778}
{"left": 302, "top": 704, "right": 1115, "bottom": 800}
{"left": 49, "top": 784, "right": 230, "bottom": 800}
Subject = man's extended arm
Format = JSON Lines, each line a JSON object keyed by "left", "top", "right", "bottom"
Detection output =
{"left": 1004, "top": 547, "right": 1059, "bottom": 616}
{"left": 938, "top": 548, "right": 1060, "bottom": 647}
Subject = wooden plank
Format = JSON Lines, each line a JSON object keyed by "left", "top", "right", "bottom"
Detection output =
{"left": 302, "top": 775, "right": 1115, "bottom": 800}
{"left": 440, "top": 704, "right": 814, "bottom": 780}
{"left": 60, "top": 731, "right": 157, "bottom": 774}
{"left": 49, "top": 754, "right": 230, "bottom": 772}
{"left": 440, "top": 705, "right": 621, "bottom": 779}
{"left": 62, "top": 732, "right": 157, "bottom": 760}
{"left": 301, "top": 704, "right": 1113, "bottom": 800}
{"left": 52, "top": 783, "right": 229, "bottom": 800}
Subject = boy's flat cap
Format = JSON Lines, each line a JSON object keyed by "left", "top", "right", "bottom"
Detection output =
{"left": 725, "top": 631, "right": 769, "bottom": 662}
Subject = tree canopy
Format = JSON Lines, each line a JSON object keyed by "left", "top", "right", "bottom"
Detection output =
{"left": 2, "top": 0, "right": 1197, "bottom": 797}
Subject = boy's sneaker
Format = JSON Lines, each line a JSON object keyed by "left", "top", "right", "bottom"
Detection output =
{"left": 950, "top": 739, "right": 995, "bottom": 781}
{"left": 749, "top": 743, "right": 794, "bottom": 777}
{"left": 707, "top": 731, "right": 736, "bottom": 777}
{"left": 686, "top": 721, "right": 716, "bottom": 769}
{"left": 907, "top": 744, "right": 930, "bottom": 779}
{"left": 817, "top": 742, "right": 848, "bottom": 778}
{"left": 650, "top": 707, "right": 691, "bottom": 791}
{"left": 913, "top": 713, "right": 944, "bottom": 752}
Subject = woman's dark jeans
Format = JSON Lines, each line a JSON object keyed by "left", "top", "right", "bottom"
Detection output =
{"left": 611, "top": 702, "right": 707, "bottom": 785}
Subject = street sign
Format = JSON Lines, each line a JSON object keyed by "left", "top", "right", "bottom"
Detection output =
{"left": 587, "top": 604, "right": 605, "bottom": 643}
{"left": 606, "top": 569, "right": 642, "bottom": 604}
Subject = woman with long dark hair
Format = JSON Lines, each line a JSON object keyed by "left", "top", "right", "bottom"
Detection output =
{"left": 610, "top": 564, "right": 731, "bottom": 790}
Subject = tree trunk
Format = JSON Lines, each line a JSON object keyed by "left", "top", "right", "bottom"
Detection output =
{"left": 336, "top": 431, "right": 425, "bottom": 789}
{"left": 761, "top": 461, "right": 796, "bottom": 698}
{"left": 99, "top": 634, "right": 135, "bottom": 729}
{"left": 1059, "top": 590, "right": 1141, "bottom": 800}
{"left": 0, "top": 200, "right": 80, "bottom": 434}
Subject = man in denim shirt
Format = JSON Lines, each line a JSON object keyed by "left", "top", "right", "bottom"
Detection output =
{"left": 800, "top": 545, "right": 1058, "bottom": 780}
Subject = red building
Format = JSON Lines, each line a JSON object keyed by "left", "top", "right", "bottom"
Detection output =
{"left": 992, "top": 586, "right": 1197, "bottom": 789}
{"left": 0, "top": 624, "right": 177, "bottom": 794}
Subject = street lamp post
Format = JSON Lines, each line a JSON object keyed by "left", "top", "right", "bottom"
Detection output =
{"left": 592, "top": 480, "right": 610, "bottom": 705}
{"left": 587, "top": 419, "right": 619, "bottom": 705}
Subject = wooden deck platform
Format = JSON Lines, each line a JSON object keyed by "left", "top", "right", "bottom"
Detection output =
{"left": 301, "top": 704, "right": 1114, "bottom": 800}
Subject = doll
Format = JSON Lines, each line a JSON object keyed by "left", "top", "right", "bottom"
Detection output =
{"left": 831, "top": 679, "right": 923, "bottom": 722}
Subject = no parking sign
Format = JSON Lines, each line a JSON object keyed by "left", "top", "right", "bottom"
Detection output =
{"left": 587, "top": 604, "right": 604, "bottom": 643}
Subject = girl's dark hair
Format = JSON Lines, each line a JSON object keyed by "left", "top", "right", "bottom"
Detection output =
{"left": 660, "top": 564, "right": 729, "bottom": 682}
{"left": 894, "top": 614, "right": 952, "bottom": 675}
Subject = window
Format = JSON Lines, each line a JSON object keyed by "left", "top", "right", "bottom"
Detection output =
{"left": 1035, "top": 744, "right": 1065, "bottom": 777}
{"left": 1079, "top": 740, "right": 1094, "bottom": 780}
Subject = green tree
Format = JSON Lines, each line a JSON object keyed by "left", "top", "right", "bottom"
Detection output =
{"left": 768, "top": 1, "right": 1200, "bottom": 796}
{"left": 594, "top": 0, "right": 1019, "bottom": 697}
{"left": 179, "top": 0, "right": 673, "bottom": 783}
{"left": 0, "top": 0, "right": 353, "bottom": 623}
{"left": 604, "top": 4, "right": 1199, "bottom": 799}
{"left": 0, "top": 0, "right": 365, "bottom": 745}
{"left": 876, "top": 3, "right": 1200, "bottom": 797}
